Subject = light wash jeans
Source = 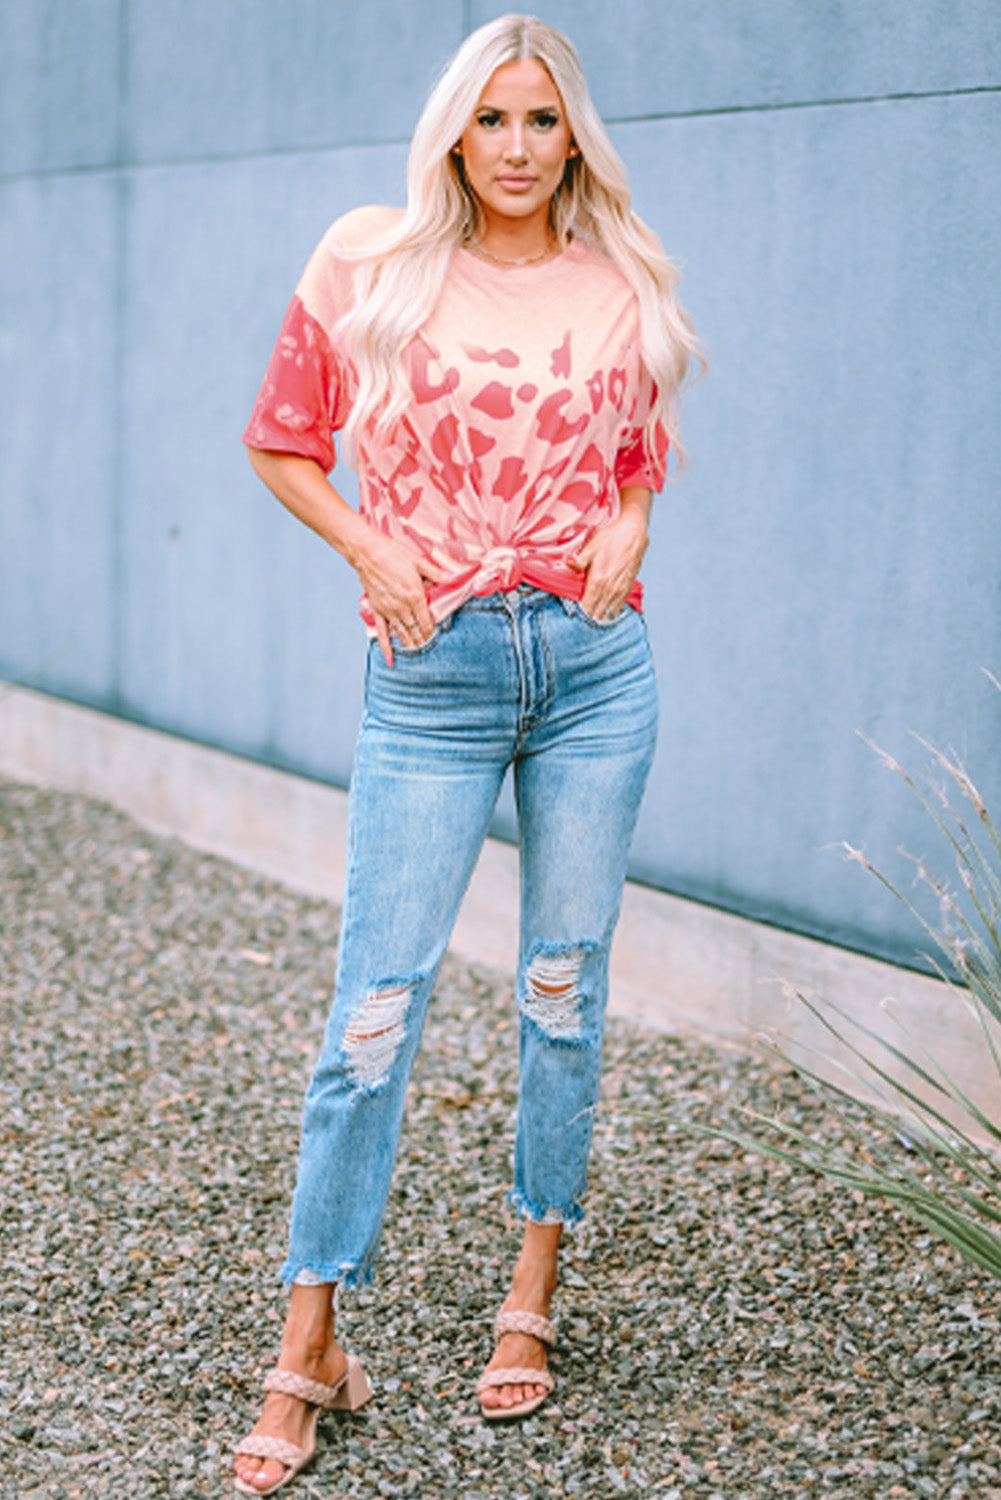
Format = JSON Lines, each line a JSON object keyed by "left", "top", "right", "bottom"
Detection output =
{"left": 281, "top": 589, "right": 658, "bottom": 1288}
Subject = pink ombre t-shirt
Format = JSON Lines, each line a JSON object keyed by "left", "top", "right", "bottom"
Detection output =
{"left": 244, "top": 212, "right": 668, "bottom": 627}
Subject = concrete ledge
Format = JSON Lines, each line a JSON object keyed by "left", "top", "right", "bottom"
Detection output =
{"left": 1, "top": 680, "right": 991, "bottom": 1111}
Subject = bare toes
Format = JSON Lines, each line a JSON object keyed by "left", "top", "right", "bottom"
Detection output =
{"left": 234, "top": 1456, "right": 285, "bottom": 1491}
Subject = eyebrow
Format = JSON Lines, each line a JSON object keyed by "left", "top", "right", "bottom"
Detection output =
{"left": 476, "top": 103, "right": 562, "bottom": 116}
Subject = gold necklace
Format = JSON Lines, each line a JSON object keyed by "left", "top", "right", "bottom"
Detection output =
{"left": 469, "top": 239, "right": 557, "bottom": 267}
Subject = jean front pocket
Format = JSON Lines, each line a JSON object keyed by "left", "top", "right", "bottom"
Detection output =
{"left": 565, "top": 598, "right": 634, "bottom": 631}
{"left": 391, "top": 623, "right": 442, "bottom": 658}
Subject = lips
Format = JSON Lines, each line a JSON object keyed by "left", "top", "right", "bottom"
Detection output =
{"left": 496, "top": 175, "right": 536, "bottom": 192}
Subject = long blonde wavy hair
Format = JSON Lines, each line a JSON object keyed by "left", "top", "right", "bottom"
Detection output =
{"left": 338, "top": 13, "right": 703, "bottom": 469}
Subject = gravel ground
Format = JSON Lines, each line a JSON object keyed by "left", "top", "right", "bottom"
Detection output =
{"left": 2, "top": 775, "right": 1000, "bottom": 1500}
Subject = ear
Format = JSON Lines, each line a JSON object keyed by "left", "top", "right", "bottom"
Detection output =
{"left": 451, "top": 143, "right": 463, "bottom": 157}
{"left": 567, "top": 142, "right": 580, "bottom": 159}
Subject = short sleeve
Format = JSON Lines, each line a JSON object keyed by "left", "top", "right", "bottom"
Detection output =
{"left": 242, "top": 296, "right": 347, "bottom": 472}
{"left": 242, "top": 227, "right": 359, "bottom": 474}
{"left": 613, "top": 361, "right": 669, "bottom": 493}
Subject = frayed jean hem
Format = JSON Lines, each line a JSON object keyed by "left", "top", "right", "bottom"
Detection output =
{"left": 280, "top": 1258, "right": 375, "bottom": 1291}
{"left": 508, "top": 1187, "right": 585, "bottom": 1228}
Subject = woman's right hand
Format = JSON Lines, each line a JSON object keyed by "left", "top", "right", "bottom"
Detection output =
{"left": 354, "top": 529, "right": 449, "bottom": 666}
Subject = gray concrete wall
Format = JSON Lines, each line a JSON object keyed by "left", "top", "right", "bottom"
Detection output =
{"left": 2, "top": 0, "right": 999, "bottom": 967}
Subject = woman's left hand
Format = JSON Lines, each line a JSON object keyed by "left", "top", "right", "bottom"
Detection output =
{"left": 568, "top": 486, "right": 653, "bottom": 620}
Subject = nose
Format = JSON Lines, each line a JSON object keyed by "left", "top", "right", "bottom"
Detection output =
{"left": 505, "top": 122, "right": 528, "bottom": 163}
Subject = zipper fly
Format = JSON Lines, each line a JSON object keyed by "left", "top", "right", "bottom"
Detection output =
{"left": 506, "top": 593, "right": 554, "bottom": 738}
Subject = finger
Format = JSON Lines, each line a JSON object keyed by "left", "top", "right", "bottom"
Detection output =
{"left": 581, "top": 585, "right": 602, "bottom": 617}
{"left": 403, "top": 607, "right": 428, "bottom": 641}
{"left": 581, "top": 569, "right": 608, "bottom": 615}
{"left": 584, "top": 579, "right": 624, "bottom": 620}
{"left": 598, "top": 591, "right": 627, "bottom": 620}
{"left": 395, "top": 610, "right": 431, "bottom": 649}
{"left": 375, "top": 614, "right": 394, "bottom": 668}
{"left": 418, "top": 556, "right": 450, "bottom": 583}
{"left": 411, "top": 594, "right": 436, "bottom": 642}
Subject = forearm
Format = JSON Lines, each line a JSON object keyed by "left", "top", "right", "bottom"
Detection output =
{"left": 617, "top": 485, "right": 653, "bottom": 536}
{"left": 246, "top": 447, "right": 373, "bottom": 572}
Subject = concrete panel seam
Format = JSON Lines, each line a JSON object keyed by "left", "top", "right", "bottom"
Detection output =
{"left": 0, "top": 140, "right": 415, "bottom": 187}
{"left": 4, "top": 84, "right": 996, "bottom": 188}
{"left": 607, "top": 81, "right": 1001, "bottom": 127}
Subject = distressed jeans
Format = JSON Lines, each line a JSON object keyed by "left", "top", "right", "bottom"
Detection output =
{"left": 281, "top": 588, "right": 658, "bottom": 1288}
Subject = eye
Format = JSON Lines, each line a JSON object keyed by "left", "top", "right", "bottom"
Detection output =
{"left": 531, "top": 111, "right": 560, "bottom": 130}
{"left": 476, "top": 110, "right": 502, "bottom": 129}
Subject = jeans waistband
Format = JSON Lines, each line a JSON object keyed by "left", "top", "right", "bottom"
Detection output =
{"left": 459, "top": 585, "right": 553, "bottom": 613}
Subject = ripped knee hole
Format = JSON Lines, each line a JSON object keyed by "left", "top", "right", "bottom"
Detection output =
{"left": 343, "top": 982, "right": 412, "bottom": 1087}
{"left": 523, "top": 951, "right": 583, "bottom": 1039}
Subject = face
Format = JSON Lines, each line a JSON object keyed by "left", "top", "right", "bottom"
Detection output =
{"left": 455, "top": 57, "right": 576, "bottom": 234}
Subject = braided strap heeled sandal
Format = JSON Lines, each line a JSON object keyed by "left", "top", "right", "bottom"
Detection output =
{"left": 475, "top": 1309, "right": 557, "bottom": 1421}
{"left": 233, "top": 1358, "right": 372, "bottom": 1496}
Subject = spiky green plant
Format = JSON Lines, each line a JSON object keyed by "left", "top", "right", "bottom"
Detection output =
{"left": 691, "top": 673, "right": 1001, "bottom": 1278}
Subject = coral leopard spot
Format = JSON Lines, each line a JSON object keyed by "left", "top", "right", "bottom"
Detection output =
{"left": 549, "top": 330, "right": 572, "bottom": 378}
{"left": 464, "top": 345, "right": 520, "bottom": 368}
{"left": 471, "top": 382, "right": 515, "bottom": 420}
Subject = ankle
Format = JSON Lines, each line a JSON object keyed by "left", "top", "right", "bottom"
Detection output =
{"left": 279, "top": 1286, "right": 339, "bottom": 1367}
{"left": 509, "top": 1254, "right": 558, "bottom": 1307}
{"left": 279, "top": 1329, "right": 338, "bottom": 1367}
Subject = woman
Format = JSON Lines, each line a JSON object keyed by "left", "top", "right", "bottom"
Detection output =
{"left": 234, "top": 13, "right": 700, "bottom": 1494}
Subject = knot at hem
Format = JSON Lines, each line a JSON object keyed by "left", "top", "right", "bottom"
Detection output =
{"left": 472, "top": 546, "right": 523, "bottom": 593}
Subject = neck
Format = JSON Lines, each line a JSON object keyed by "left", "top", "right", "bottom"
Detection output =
{"left": 471, "top": 209, "right": 557, "bottom": 267}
